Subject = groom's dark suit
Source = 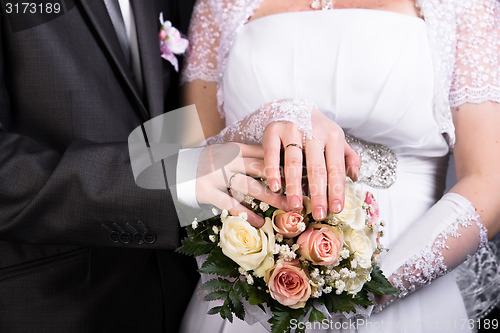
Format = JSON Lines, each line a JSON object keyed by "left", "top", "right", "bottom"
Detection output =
{"left": 0, "top": 0, "right": 197, "bottom": 332}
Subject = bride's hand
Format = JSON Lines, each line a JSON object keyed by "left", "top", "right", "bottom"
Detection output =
{"left": 195, "top": 143, "right": 288, "bottom": 227}
{"left": 262, "top": 107, "right": 360, "bottom": 220}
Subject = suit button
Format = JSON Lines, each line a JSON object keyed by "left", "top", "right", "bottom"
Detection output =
{"left": 132, "top": 232, "right": 144, "bottom": 245}
{"left": 109, "top": 231, "right": 120, "bottom": 243}
{"left": 143, "top": 231, "right": 157, "bottom": 244}
{"left": 119, "top": 232, "right": 132, "bottom": 244}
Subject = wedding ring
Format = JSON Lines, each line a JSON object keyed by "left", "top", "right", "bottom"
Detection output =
{"left": 285, "top": 143, "right": 303, "bottom": 151}
{"left": 228, "top": 172, "right": 242, "bottom": 189}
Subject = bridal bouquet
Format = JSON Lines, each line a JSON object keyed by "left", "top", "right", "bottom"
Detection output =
{"left": 177, "top": 178, "right": 398, "bottom": 333}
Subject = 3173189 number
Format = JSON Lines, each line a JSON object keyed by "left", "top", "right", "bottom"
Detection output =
{"left": 5, "top": 2, "right": 61, "bottom": 14}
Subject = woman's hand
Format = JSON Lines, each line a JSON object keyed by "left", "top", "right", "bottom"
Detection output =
{"left": 262, "top": 107, "right": 360, "bottom": 221}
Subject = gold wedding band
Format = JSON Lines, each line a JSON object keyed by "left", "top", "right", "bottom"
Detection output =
{"left": 285, "top": 143, "right": 303, "bottom": 151}
{"left": 228, "top": 172, "right": 242, "bottom": 189}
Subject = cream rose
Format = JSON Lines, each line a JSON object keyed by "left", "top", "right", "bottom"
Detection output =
{"left": 219, "top": 216, "right": 275, "bottom": 277}
{"left": 265, "top": 259, "right": 311, "bottom": 309}
{"left": 297, "top": 223, "right": 344, "bottom": 266}
{"left": 344, "top": 228, "right": 377, "bottom": 269}
{"left": 345, "top": 268, "right": 371, "bottom": 294}
{"left": 330, "top": 178, "right": 366, "bottom": 230}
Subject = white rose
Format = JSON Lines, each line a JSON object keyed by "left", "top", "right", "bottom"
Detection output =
{"left": 219, "top": 216, "right": 275, "bottom": 277}
{"left": 330, "top": 178, "right": 366, "bottom": 230}
{"left": 345, "top": 269, "right": 371, "bottom": 294}
{"left": 344, "top": 228, "right": 377, "bottom": 269}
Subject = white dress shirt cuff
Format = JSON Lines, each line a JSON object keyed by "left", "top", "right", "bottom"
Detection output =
{"left": 176, "top": 148, "right": 202, "bottom": 211}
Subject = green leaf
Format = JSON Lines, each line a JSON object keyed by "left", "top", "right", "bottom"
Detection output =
{"left": 229, "top": 289, "right": 245, "bottom": 320}
{"left": 203, "top": 290, "right": 228, "bottom": 302}
{"left": 175, "top": 236, "right": 214, "bottom": 256}
{"left": 353, "top": 289, "right": 373, "bottom": 308}
{"left": 308, "top": 306, "right": 327, "bottom": 323}
{"left": 269, "top": 309, "right": 293, "bottom": 333}
{"left": 234, "top": 279, "right": 250, "bottom": 299}
{"left": 248, "top": 286, "right": 270, "bottom": 306}
{"left": 365, "top": 266, "right": 399, "bottom": 295}
{"left": 265, "top": 207, "right": 278, "bottom": 219}
{"left": 221, "top": 302, "right": 234, "bottom": 323}
{"left": 323, "top": 292, "right": 356, "bottom": 314}
{"left": 199, "top": 278, "right": 233, "bottom": 292}
{"left": 199, "top": 247, "right": 239, "bottom": 277}
{"left": 207, "top": 306, "right": 223, "bottom": 315}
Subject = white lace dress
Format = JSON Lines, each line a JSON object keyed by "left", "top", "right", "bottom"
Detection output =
{"left": 180, "top": 1, "right": 500, "bottom": 332}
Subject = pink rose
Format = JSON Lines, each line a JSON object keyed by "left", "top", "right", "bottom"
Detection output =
{"left": 364, "top": 192, "right": 380, "bottom": 226}
{"left": 272, "top": 210, "right": 308, "bottom": 238}
{"left": 297, "top": 223, "right": 344, "bottom": 265}
{"left": 265, "top": 259, "right": 311, "bottom": 309}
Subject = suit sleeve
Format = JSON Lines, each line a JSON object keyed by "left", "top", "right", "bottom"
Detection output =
{"left": 0, "top": 43, "right": 181, "bottom": 251}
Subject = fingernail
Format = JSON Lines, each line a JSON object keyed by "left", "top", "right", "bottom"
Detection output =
{"left": 314, "top": 206, "right": 326, "bottom": 220}
{"left": 333, "top": 200, "right": 342, "bottom": 214}
{"left": 290, "top": 196, "right": 301, "bottom": 209}
{"left": 269, "top": 180, "right": 280, "bottom": 192}
{"left": 249, "top": 215, "right": 264, "bottom": 228}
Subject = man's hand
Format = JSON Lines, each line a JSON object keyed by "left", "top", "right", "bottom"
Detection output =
{"left": 195, "top": 143, "right": 288, "bottom": 227}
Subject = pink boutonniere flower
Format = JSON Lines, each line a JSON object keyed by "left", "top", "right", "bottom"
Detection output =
{"left": 158, "top": 12, "right": 189, "bottom": 72}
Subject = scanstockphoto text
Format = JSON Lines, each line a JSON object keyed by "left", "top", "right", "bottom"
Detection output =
{"left": 289, "top": 317, "right": 499, "bottom": 331}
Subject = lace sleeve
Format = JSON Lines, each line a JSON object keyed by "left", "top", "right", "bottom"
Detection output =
{"left": 449, "top": 0, "right": 500, "bottom": 107}
{"left": 375, "top": 193, "right": 496, "bottom": 318}
{"left": 206, "top": 99, "right": 315, "bottom": 145}
{"left": 180, "top": 0, "right": 221, "bottom": 83}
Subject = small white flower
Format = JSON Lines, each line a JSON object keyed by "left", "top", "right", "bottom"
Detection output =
{"left": 191, "top": 220, "right": 199, "bottom": 229}
{"left": 259, "top": 202, "right": 270, "bottom": 212}
{"left": 277, "top": 244, "right": 297, "bottom": 261}
{"left": 297, "top": 222, "right": 306, "bottom": 232}
{"left": 339, "top": 248, "right": 350, "bottom": 259}
{"left": 221, "top": 210, "right": 229, "bottom": 220}
{"left": 351, "top": 257, "right": 358, "bottom": 269}
{"left": 251, "top": 202, "right": 257, "bottom": 209}
{"left": 212, "top": 207, "right": 220, "bottom": 216}
{"left": 244, "top": 195, "right": 254, "bottom": 204}
{"left": 239, "top": 212, "right": 248, "bottom": 221}
{"left": 276, "top": 233, "right": 284, "bottom": 242}
{"left": 212, "top": 225, "right": 220, "bottom": 234}
{"left": 291, "top": 244, "right": 300, "bottom": 252}
{"left": 339, "top": 268, "right": 350, "bottom": 278}
{"left": 312, "top": 290, "right": 322, "bottom": 298}
{"left": 335, "top": 280, "right": 346, "bottom": 295}
{"left": 246, "top": 274, "right": 254, "bottom": 285}
{"left": 324, "top": 286, "right": 333, "bottom": 294}
{"left": 209, "top": 235, "right": 217, "bottom": 243}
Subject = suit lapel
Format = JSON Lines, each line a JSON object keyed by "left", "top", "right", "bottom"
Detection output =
{"left": 131, "top": 0, "right": 166, "bottom": 118}
{"left": 76, "top": 0, "right": 149, "bottom": 120}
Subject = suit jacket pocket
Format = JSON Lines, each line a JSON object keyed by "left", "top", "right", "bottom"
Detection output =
{"left": 0, "top": 247, "right": 88, "bottom": 282}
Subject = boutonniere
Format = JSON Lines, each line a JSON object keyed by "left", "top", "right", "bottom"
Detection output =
{"left": 158, "top": 13, "right": 189, "bottom": 72}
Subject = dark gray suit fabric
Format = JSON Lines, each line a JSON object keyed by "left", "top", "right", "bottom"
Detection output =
{"left": 0, "top": 0, "right": 198, "bottom": 332}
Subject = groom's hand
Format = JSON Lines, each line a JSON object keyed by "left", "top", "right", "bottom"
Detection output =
{"left": 195, "top": 143, "right": 288, "bottom": 227}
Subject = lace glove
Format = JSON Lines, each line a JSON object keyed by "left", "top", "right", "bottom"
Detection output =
{"left": 376, "top": 193, "right": 488, "bottom": 310}
{"left": 206, "top": 99, "right": 315, "bottom": 144}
